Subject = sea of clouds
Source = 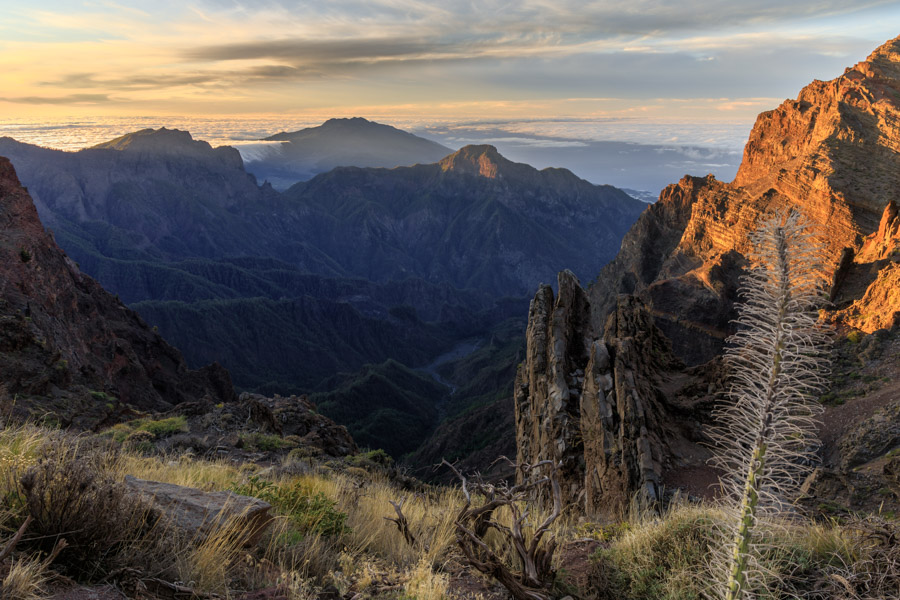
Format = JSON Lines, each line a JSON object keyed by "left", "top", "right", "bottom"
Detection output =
{"left": 0, "top": 115, "right": 751, "bottom": 196}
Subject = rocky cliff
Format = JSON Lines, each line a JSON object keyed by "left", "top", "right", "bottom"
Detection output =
{"left": 0, "top": 156, "right": 235, "bottom": 427}
{"left": 514, "top": 271, "right": 712, "bottom": 517}
{"left": 830, "top": 199, "right": 900, "bottom": 331}
{"left": 516, "top": 36, "right": 900, "bottom": 518}
{"left": 590, "top": 35, "right": 900, "bottom": 363}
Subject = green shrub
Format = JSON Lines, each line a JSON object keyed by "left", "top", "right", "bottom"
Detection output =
{"left": 139, "top": 416, "right": 188, "bottom": 438}
{"left": 347, "top": 448, "right": 393, "bottom": 468}
{"left": 239, "top": 432, "right": 288, "bottom": 452}
{"left": 232, "top": 476, "right": 348, "bottom": 537}
{"left": 89, "top": 390, "right": 116, "bottom": 403}
{"left": 102, "top": 416, "right": 187, "bottom": 443}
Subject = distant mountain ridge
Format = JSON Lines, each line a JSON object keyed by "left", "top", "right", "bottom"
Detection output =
{"left": 0, "top": 133, "right": 643, "bottom": 297}
{"left": 284, "top": 143, "right": 642, "bottom": 296}
{"left": 244, "top": 117, "right": 452, "bottom": 189}
{"left": 0, "top": 126, "right": 645, "bottom": 457}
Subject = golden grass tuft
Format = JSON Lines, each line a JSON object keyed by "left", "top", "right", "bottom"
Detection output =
{"left": 404, "top": 556, "right": 450, "bottom": 600}
{"left": 175, "top": 516, "right": 249, "bottom": 595}
{"left": 1, "top": 555, "right": 50, "bottom": 600}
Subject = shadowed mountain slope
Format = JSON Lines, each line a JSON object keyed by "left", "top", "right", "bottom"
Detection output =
{"left": 0, "top": 128, "right": 644, "bottom": 459}
{"left": 0, "top": 156, "right": 234, "bottom": 427}
{"left": 284, "top": 144, "right": 645, "bottom": 297}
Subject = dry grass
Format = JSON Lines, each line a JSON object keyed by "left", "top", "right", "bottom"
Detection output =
{"left": 594, "top": 503, "right": 723, "bottom": 600}
{"left": 405, "top": 556, "right": 450, "bottom": 600}
{"left": 113, "top": 453, "right": 242, "bottom": 490}
{"left": 0, "top": 424, "right": 51, "bottom": 519}
{"left": 3, "top": 421, "right": 897, "bottom": 600}
{"left": 175, "top": 512, "right": 254, "bottom": 595}
{"left": 1, "top": 555, "right": 50, "bottom": 600}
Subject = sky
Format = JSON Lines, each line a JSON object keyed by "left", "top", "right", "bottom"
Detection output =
{"left": 1, "top": 1, "right": 899, "bottom": 123}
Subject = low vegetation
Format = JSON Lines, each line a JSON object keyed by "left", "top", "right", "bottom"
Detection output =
{"left": 0, "top": 421, "right": 897, "bottom": 599}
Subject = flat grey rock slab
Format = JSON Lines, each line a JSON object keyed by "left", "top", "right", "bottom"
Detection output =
{"left": 124, "top": 475, "right": 273, "bottom": 546}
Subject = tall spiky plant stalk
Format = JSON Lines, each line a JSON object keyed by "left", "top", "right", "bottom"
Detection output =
{"left": 712, "top": 210, "right": 831, "bottom": 600}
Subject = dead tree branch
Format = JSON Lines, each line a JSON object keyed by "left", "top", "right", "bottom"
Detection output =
{"left": 384, "top": 497, "right": 423, "bottom": 550}
{"left": 441, "top": 459, "right": 562, "bottom": 600}
{"left": 0, "top": 515, "right": 33, "bottom": 563}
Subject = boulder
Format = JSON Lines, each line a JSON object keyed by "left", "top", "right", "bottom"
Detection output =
{"left": 885, "top": 455, "right": 900, "bottom": 496}
{"left": 124, "top": 476, "right": 273, "bottom": 546}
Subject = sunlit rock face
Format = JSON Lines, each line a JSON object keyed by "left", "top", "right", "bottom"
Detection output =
{"left": 830, "top": 200, "right": 900, "bottom": 332}
{"left": 515, "top": 36, "right": 900, "bottom": 520}
{"left": 590, "top": 35, "right": 900, "bottom": 364}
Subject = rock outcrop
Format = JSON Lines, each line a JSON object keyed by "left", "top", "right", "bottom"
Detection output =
{"left": 591, "top": 35, "right": 900, "bottom": 364}
{"left": 241, "top": 393, "right": 358, "bottom": 457}
{"left": 830, "top": 200, "right": 900, "bottom": 331}
{"left": 0, "top": 156, "right": 235, "bottom": 427}
{"left": 517, "top": 35, "right": 900, "bottom": 517}
{"left": 124, "top": 476, "right": 273, "bottom": 546}
{"left": 515, "top": 271, "right": 592, "bottom": 504}
{"left": 515, "top": 271, "right": 700, "bottom": 518}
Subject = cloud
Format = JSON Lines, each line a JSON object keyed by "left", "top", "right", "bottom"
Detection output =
{"left": 184, "top": 36, "right": 444, "bottom": 63}
{"left": 190, "top": 0, "right": 895, "bottom": 40}
{"left": 3, "top": 0, "right": 899, "bottom": 117}
{"left": 0, "top": 93, "right": 111, "bottom": 105}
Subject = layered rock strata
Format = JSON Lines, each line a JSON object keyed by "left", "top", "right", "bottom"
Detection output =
{"left": 830, "top": 200, "right": 900, "bottom": 331}
{"left": 590, "top": 35, "right": 900, "bottom": 363}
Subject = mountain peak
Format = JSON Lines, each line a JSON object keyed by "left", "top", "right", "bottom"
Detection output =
{"left": 251, "top": 118, "right": 452, "bottom": 188}
{"left": 439, "top": 145, "right": 510, "bottom": 178}
{"left": 87, "top": 128, "right": 244, "bottom": 170}
{"left": 264, "top": 117, "right": 412, "bottom": 142}
{"left": 91, "top": 127, "right": 203, "bottom": 152}
{"left": 864, "top": 34, "right": 900, "bottom": 71}
{"left": 321, "top": 117, "right": 374, "bottom": 128}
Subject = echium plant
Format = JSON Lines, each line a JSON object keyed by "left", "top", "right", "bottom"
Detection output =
{"left": 711, "top": 210, "right": 831, "bottom": 600}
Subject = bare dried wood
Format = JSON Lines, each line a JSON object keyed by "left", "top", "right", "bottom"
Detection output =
{"left": 142, "top": 577, "right": 223, "bottom": 599}
{"left": 42, "top": 537, "right": 68, "bottom": 565}
{"left": 384, "top": 497, "right": 419, "bottom": 548}
{"left": 0, "top": 515, "right": 33, "bottom": 563}
{"left": 440, "top": 458, "right": 563, "bottom": 600}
